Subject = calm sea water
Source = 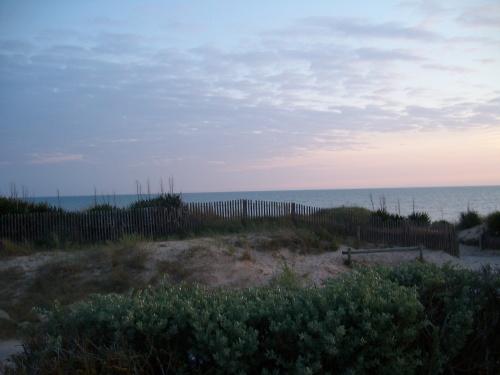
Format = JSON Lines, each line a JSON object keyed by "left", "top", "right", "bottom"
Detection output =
{"left": 27, "top": 186, "right": 500, "bottom": 222}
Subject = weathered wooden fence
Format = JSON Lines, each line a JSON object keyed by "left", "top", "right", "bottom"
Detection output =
{"left": 0, "top": 199, "right": 459, "bottom": 256}
{"left": 481, "top": 232, "right": 500, "bottom": 250}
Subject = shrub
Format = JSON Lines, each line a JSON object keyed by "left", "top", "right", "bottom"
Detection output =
{"left": 7, "top": 264, "right": 499, "bottom": 374}
{"left": 9, "top": 270, "right": 423, "bottom": 374}
{"left": 319, "top": 206, "right": 372, "bottom": 226}
{"left": 0, "top": 197, "right": 61, "bottom": 215}
{"left": 486, "top": 211, "right": 500, "bottom": 236}
{"left": 386, "top": 262, "right": 500, "bottom": 374}
{"left": 431, "top": 220, "right": 451, "bottom": 229}
{"left": 371, "top": 209, "right": 404, "bottom": 223}
{"left": 458, "top": 210, "right": 482, "bottom": 230}
{"left": 408, "top": 212, "right": 431, "bottom": 226}
{"left": 85, "top": 203, "right": 117, "bottom": 212}
{"left": 129, "top": 193, "right": 183, "bottom": 210}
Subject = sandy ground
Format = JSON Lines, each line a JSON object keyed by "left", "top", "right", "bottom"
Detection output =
{"left": 0, "top": 339, "right": 22, "bottom": 365}
{"left": 1, "top": 232, "right": 499, "bottom": 365}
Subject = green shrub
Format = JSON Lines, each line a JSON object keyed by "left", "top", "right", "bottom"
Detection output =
{"left": 0, "top": 196, "right": 61, "bottom": 215}
{"left": 319, "top": 206, "right": 372, "bottom": 226}
{"left": 458, "top": 210, "right": 482, "bottom": 230}
{"left": 431, "top": 220, "right": 451, "bottom": 229}
{"left": 8, "top": 263, "right": 500, "bottom": 374}
{"left": 10, "top": 270, "right": 423, "bottom": 374}
{"left": 386, "top": 262, "right": 500, "bottom": 374}
{"left": 129, "top": 193, "right": 183, "bottom": 210}
{"left": 486, "top": 211, "right": 500, "bottom": 236}
{"left": 371, "top": 209, "right": 404, "bottom": 223}
{"left": 408, "top": 212, "right": 431, "bottom": 226}
{"left": 85, "top": 203, "right": 117, "bottom": 212}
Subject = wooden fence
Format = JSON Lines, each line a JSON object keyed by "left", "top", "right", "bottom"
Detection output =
{"left": 481, "top": 232, "right": 500, "bottom": 250}
{"left": 0, "top": 199, "right": 459, "bottom": 256}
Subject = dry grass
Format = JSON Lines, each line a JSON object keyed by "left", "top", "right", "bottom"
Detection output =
{"left": 155, "top": 260, "right": 192, "bottom": 283}
{"left": 0, "top": 228, "right": 349, "bottom": 339}
{"left": 239, "top": 248, "right": 254, "bottom": 262}
{"left": 0, "top": 237, "right": 150, "bottom": 338}
{"left": 252, "top": 227, "right": 340, "bottom": 254}
{"left": 0, "top": 240, "right": 35, "bottom": 258}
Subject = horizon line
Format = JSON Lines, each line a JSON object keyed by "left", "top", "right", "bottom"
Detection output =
{"left": 12, "top": 183, "right": 500, "bottom": 199}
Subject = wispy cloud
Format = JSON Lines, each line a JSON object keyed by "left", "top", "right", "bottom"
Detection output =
{"left": 279, "top": 17, "right": 440, "bottom": 41}
{"left": 109, "top": 138, "right": 139, "bottom": 144}
{"left": 29, "top": 153, "right": 84, "bottom": 165}
{"left": 457, "top": 4, "right": 500, "bottom": 28}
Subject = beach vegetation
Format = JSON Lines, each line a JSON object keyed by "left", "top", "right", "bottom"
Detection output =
{"left": 0, "top": 196, "right": 61, "bottom": 215}
{"left": 129, "top": 192, "right": 183, "bottom": 210}
{"left": 85, "top": 203, "right": 117, "bottom": 212}
{"left": 6, "top": 263, "right": 498, "bottom": 374}
{"left": 407, "top": 211, "right": 431, "bottom": 226}
{"left": 486, "top": 211, "right": 500, "bottom": 236}
{"left": 371, "top": 208, "right": 404, "bottom": 223}
{"left": 458, "top": 210, "right": 482, "bottom": 230}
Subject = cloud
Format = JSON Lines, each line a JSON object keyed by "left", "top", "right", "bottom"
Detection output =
{"left": 421, "top": 63, "right": 472, "bottom": 73}
{"left": 280, "top": 17, "right": 440, "bottom": 41}
{"left": 1, "top": 15, "right": 498, "bottom": 180}
{"left": 109, "top": 138, "right": 139, "bottom": 144}
{"left": 457, "top": 4, "right": 500, "bottom": 28}
{"left": 355, "top": 48, "right": 424, "bottom": 61}
{"left": 29, "top": 153, "right": 84, "bottom": 165}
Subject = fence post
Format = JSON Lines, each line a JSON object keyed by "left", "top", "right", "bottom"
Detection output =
{"left": 357, "top": 225, "right": 361, "bottom": 242}
{"left": 419, "top": 244, "right": 423, "bottom": 261}
{"left": 291, "top": 202, "right": 296, "bottom": 224}
{"left": 347, "top": 247, "right": 352, "bottom": 265}
{"left": 242, "top": 199, "right": 248, "bottom": 225}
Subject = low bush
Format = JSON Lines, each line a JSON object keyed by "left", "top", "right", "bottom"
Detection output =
{"left": 486, "top": 211, "right": 500, "bottom": 236}
{"left": 458, "top": 210, "right": 482, "bottom": 230}
{"left": 408, "top": 212, "right": 431, "bottom": 226}
{"left": 9, "top": 269, "right": 423, "bottom": 374}
{"left": 6, "top": 263, "right": 500, "bottom": 374}
{"left": 0, "top": 196, "right": 61, "bottom": 215}
{"left": 319, "top": 206, "right": 372, "bottom": 225}
{"left": 386, "top": 262, "right": 500, "bottom": 374}
{"left": 85, "top": 203, "right": 117, "bottom": 212}
{"left": 371, "top": 209, "right": 404, "bottom": 223}
{"left": 431, "top": 220, "right": 452, "bottom": 229}
{"left": 129, "top": 193, "right": 183, "bottom": 210}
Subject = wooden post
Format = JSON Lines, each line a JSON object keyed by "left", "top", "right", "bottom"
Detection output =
{"left": 419, "top": 244, "right": 423, "bottom": 261}
{"left": 347, "top": 247, "right": 352, "bottom": 265}
{"left": 291, "top": 202, "right": 296, "bottom": 224}
{"left": 242, "top": 199, "right": 248, "bottom": 225}
{"left": 357, "top": 225, "right": 361, "bottom": 242}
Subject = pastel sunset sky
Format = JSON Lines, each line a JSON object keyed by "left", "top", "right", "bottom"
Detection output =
{"left": 1, "top": 0, "right": 499, "bottom": 196}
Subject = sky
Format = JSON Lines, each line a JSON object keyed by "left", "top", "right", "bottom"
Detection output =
{"left": 0, "top": 0, "right": 499, "bottom": 196}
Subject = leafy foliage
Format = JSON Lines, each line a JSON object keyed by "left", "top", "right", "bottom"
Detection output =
{"left": 10, "top": 269, "right": 423, "bottom": 374}
{"left": 129, "top": 193, "right": 183, "bottom": 210}
{"left": 7, "top": 263, "right": 500, "bottom": 374}
{"left": 85, "top": 203, "right": 117, "bottom": 212}
{"left": 0, "top": 197, "right": 61, "bottom": 215}
{"left": 319, "top": 206, "right": 372, "bottom": 226}
{"left": 407, "top": 212, "right": 431, "bottom": 226}
{"left": 386, "top": 263, "right": 500, "bottom": 374}
{"left": 371, "top": 209, "right": 404, "bottom": 223}
{"left": 458, "top": 210, "right": 482, "bottom": 230}
{"left": 486, "top": 211, "right": 500, "bottom": 236}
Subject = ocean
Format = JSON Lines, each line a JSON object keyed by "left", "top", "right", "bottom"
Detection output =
{"left": 26, "top": 185, "right": 500, "bottom": 222}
